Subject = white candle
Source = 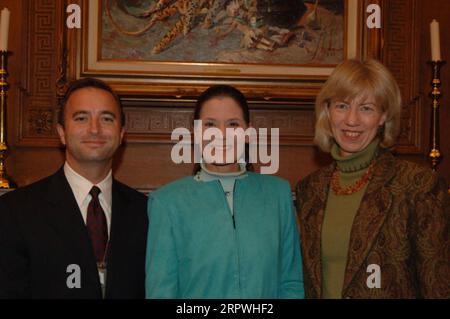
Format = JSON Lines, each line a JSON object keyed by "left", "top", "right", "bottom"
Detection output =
{"left": 430, "top": 19, "right": 441, "bottom": 61}
{"left": 0, "top": 8, "right": 10, "bottom": 51}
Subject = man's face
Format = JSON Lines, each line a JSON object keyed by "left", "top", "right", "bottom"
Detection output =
{"left": 56, "top": 87, "right": 124, "bottom": 168}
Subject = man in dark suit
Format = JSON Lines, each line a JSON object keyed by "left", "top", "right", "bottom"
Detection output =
{"left": 0, "top": 78, "right": 148, "bottom": 299}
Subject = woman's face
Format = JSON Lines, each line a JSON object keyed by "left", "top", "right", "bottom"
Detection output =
{"left": 198, "top": 96, "right": 248, "bottom": 171}
{"left": 329, "top": 94, "right": 386, "bottom": 157}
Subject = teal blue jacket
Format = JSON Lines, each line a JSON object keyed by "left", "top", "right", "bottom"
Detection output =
{"left": 145, "top": 172, "right": 304, "bottom": 298}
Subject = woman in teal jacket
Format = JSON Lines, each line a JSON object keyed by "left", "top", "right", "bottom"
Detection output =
{"left": 145, "top": 85, "right": 304, "bottom": 298}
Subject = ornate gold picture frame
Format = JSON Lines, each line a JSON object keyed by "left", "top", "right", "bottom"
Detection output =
{"left": 68, "top": 0, "right": 368, "bottom": 101}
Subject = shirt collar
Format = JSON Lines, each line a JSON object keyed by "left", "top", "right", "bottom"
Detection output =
{"left": 196, "top": 162, "right": 247, "bottom": 182}
{"left": 63, "top": 162, "right": 113, "bottom": 209}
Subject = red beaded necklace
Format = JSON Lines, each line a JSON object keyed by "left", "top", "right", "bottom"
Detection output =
{"left": 331, "top": 161, "right": 376, "bottom": 195}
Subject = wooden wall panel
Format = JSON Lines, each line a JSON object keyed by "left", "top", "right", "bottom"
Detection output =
{"left": 19, "top": 0, "right": 61, "bottom": 143}
{"left": 382, "top": 0, "right": 423, "bottom": 153}
{"left": 1, "top": 0, "right": 448, "bottom": 191}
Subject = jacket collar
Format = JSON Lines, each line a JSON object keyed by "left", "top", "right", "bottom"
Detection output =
{"left": 43, "top": 168, "right": 102, "bottom": 294}
{"left": 103, "top": 180, "right": 131, "bottom": 298}
{"left": 44, "top": 167, "right": 93, "bottom": 251}
{"left": 302, "top": 150, "right": 396, "bottom": 298}
{"left": 43, "top": 167, "right": 131, "bottom": 298}
{"left": 341, "top": 150, "right": 395, "bottom": 295}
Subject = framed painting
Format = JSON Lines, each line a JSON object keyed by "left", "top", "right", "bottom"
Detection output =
{"left": 72, "top": 0, "right": 371, "bottom": 100}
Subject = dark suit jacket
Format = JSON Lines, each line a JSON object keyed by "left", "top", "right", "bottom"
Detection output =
{"left": 0, "top": 168, "right": 148, "bottom": 299}
{"left": 296, "top": 150, "right": 450, "bottom": 299}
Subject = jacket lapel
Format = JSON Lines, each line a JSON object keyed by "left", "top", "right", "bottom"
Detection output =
{"left": 43, "top": 168, "right": 101, "bottom": 294}
{"left": 300, "top": 164, "right": 334, "bottom": 298}
{"left": 104, "top": 180, "right": 131, "bottom": 298}
{"left": 342, "top": 151, "right": 395, "bottom": 295}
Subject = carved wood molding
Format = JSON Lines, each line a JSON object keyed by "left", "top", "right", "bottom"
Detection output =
{"left": 16, "top": 0, "right": 65, "bottom": 146}
{"left": 382, "top": 0, "right": 423, "bottom": 153}
{"left": 362, "top": 0, "right": 384, "bottom": 59}
{"left": 124, "top": 106, "right": 315, "bottom": 146}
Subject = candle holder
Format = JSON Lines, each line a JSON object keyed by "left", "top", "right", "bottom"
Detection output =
{"left": 428, "top": 60, "right": 445, "bottom": 171}
{"left": 0, "top": 50, "right": 12, "bottom": 188}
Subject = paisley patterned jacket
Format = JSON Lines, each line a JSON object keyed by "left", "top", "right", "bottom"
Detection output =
{"left": 296, "top": 150, "right": 450, "bottom": 299}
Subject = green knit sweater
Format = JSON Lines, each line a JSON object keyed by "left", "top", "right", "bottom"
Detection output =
{"left": 321, "top": 139, "right": 379, "bottom": 299}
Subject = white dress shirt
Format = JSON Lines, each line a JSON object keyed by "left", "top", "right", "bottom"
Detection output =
{"left": 63, "top": 162, "right": 112, "bottom": 236}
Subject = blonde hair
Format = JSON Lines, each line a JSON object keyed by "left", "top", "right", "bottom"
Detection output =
{"left": 314, "top": 59, "right": 402, "bottom": 152}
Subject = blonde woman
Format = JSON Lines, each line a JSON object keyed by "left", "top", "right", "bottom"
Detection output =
{"left": 296, "top": 59, "right": 450, "bottom": 299}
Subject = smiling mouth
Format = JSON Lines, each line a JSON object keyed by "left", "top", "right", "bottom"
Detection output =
{"left": 83, "top": 141, "right": 107, "bottom": 145}
{"left": 343, "top": 131, "right": 363, "bottom": 138}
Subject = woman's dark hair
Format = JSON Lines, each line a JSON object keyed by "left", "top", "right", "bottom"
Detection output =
{"left": 58, "top": 77, "right": 125, "bottom": 127}
{"left": 193, "top": 85, "right": 254, "bottom": 174}
{"left": 194, "top": 85, "right": 250, "bottom": 123}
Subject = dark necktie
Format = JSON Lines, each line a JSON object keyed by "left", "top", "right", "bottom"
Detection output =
{"left": 86, "top": 186, "right": 108, "bottom": 263}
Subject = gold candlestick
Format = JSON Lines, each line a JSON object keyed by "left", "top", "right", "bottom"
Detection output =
{"left": 0, "top": 50, "right": 11, "bottom": 188}
{"left": 428, "top": 60, "right": 445, "bottom": 171}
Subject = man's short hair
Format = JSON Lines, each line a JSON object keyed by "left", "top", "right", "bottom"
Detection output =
{"left": 58, "top": 78, "right": 125, "bottom": 127}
